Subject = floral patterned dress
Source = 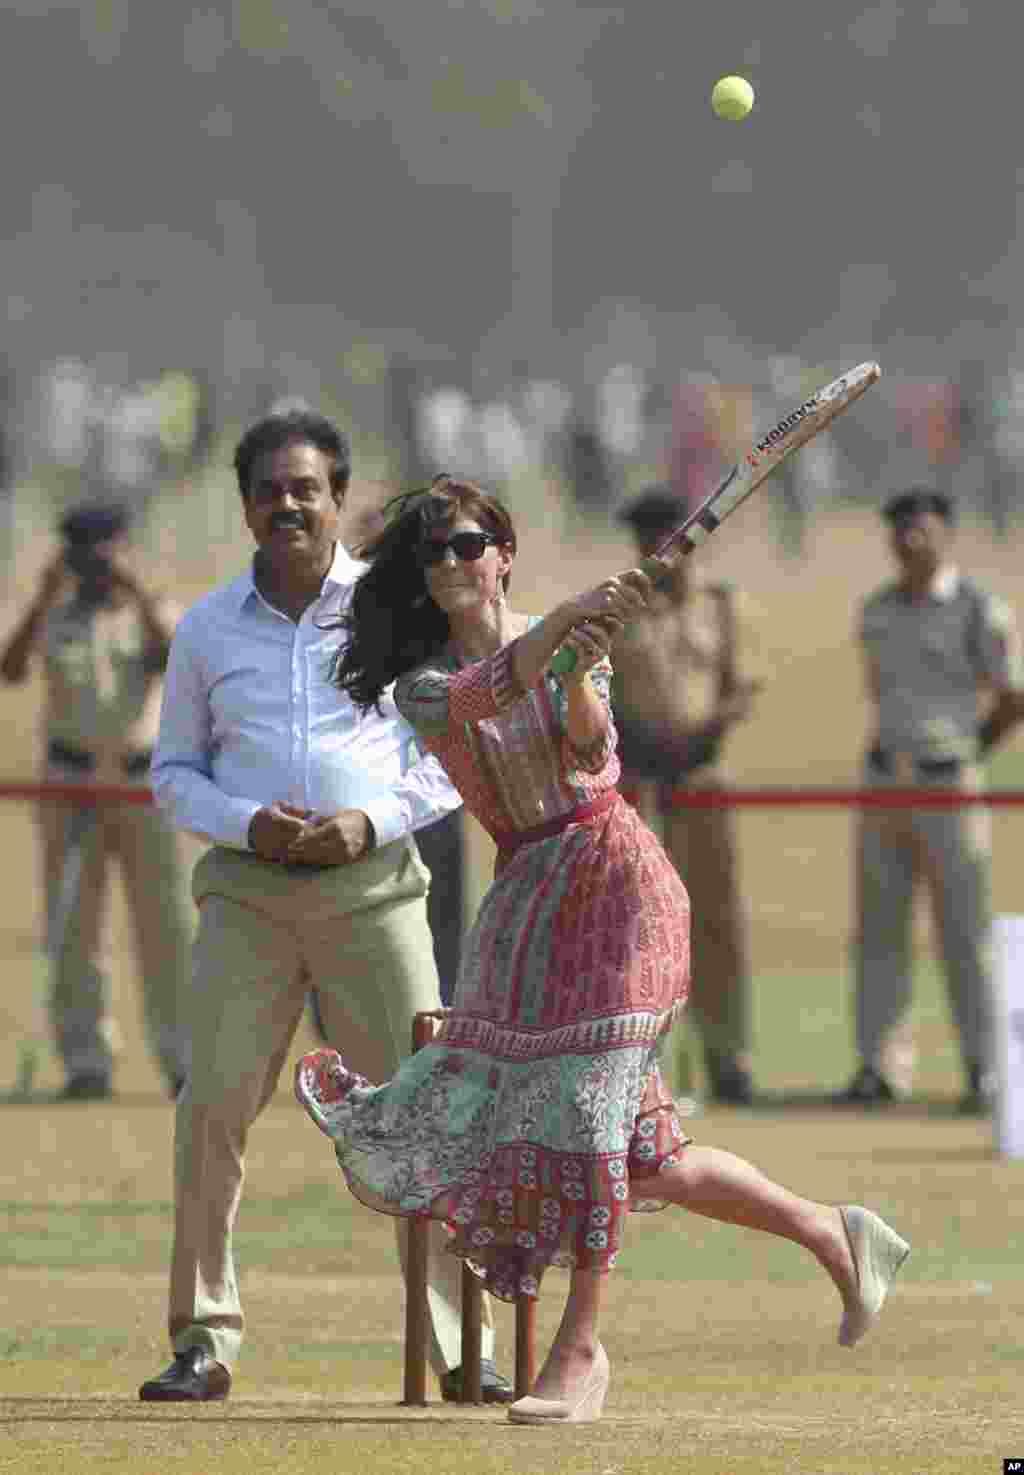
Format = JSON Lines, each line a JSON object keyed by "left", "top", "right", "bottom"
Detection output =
{"left": 296, "top": 636, "right": 692, "bottom": 1300}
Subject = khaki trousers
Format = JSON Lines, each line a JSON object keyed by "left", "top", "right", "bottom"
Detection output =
{"left": 629, "top": 779, "right": 752, "bottom": 1089}
{"left": 39, "top": 765, "right": 193, "bottom": 1088}
{"left": 853, "top": 763, "right": 992, "bottom": 1088}
{"left": 415, "top": 809, "right": 465, "bottom": 1008}
{"left": 170, "top": 838, "right": 493, "bottom": 1375}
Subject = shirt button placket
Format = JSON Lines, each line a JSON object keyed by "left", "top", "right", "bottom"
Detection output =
{"left": 291, "top": 631, "right": 304, "bottom": 807}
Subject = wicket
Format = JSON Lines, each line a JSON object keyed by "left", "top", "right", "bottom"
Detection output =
{"left": 402, "top": 1009, "right": 537, "bottom": 1405}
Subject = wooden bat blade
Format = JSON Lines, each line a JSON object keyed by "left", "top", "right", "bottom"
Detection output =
{"left": 654, "top": 360, "right": 881, "bottom": 560}
{"left": 551, "top": 361, "right": 881, "bottom": 674}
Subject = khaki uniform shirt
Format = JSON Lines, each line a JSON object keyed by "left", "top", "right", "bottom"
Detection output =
{"left": 859, "top": 565, "right": 1023, "bottom": 763}
{"left": 43, "top": 597, "right": 173, "bottom": 777}
{"left": 612, "top": 575, "right": 759, "bottom": 781}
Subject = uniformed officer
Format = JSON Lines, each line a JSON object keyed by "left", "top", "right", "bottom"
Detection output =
{"left": 0, "top": 502, "right": 193, "bottom": 1099}
{"left": 837, "top": 489, "right": 1024, "bottom": 1112}
{"left": 613, "top": 487, "right": 763, "bottom": 1105}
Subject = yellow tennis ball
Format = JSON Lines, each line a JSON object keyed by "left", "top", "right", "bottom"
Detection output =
{"left": 711, "top": 75, "right": 755, "bottom": 121}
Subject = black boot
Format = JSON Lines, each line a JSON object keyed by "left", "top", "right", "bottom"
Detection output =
{"left": 958, "top": 1063, "right": 994, "bottom": 1116}
{"left": 705, "top": 1050, "right": 754, "bottom": 1105}
{"left": 833, "top": 1064, "right": 896, "bottom": 1106}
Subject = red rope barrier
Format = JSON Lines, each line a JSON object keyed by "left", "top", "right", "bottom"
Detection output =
{"left": 0, "top": 782, "right": 1021, "bottom": 811}
{"left": 0, "top": 782, "right": 152, "bottom": 805}
{"left": 619, "top": 785, "right": 1024, "bottom": 810}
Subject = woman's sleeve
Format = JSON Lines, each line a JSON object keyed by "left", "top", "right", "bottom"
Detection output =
{"left": 395, "top": 643, "right": 528, "bottom": 737}
{"left": 561, "top": 653, "right": 618, "bottom": 775}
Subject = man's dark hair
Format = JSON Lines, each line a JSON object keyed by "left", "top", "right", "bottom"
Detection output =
{"left": 233, "top": 410, "right": 351, "bottom": 501}
{"left": 59, "top": 501, "right": 131, "bottom": 546}
{"left": 882, "top": 488, "right": 955, "bottom": 527}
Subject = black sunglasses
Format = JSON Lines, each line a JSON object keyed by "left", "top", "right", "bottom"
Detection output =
{"left": 417, "top": 531, "right": 502, "bottom": 566}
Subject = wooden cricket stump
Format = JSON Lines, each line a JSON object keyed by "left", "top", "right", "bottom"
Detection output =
{"left": 402, "top": 1009, "right": 537, "bottom": 1406}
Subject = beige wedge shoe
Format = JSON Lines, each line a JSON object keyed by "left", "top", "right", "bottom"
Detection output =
{"left": 507, "top": 1343, "right": 610, "bottom": 1425}
{"left": 838, "top": 1204, "right": 911, "bottom": 1347}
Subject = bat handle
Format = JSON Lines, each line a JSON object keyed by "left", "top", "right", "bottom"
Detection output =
{"left": 549, "top": 555, "right": 677, "bottom": 676}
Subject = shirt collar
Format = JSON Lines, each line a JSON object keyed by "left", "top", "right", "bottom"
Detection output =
{"left": 234, "top": 542, "right": 365, "bottom": 614}
{"left": 895, "top": 563, "right": 959, "bottom": 604}
{"left": 929, "top": 564, "right": 960, "bottom": 602}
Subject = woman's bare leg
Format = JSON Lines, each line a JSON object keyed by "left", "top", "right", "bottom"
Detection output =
{"left": 643, "top": 1145, "right": 858, "bottom": 1303}
{"left": 530, "top": 1267, "right": 604, "bottom": 1399}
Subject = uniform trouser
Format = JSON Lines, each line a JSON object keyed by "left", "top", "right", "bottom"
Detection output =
{"left": 629, "top": 778, "right": 752, "bottom": 1078}
{"left": 39, "top": 769, "right": 194, "bottom": 1087}
{"left": 853, "top": 765, "right": 992, "bottom": 1087}
{"left": 415, "top": 809, "right": 465, "bottom": 1008}
{"left": 170, "top": 839, "right": 494, "bottom": 1376}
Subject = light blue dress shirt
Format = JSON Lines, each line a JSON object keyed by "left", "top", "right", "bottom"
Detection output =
{"left": 152, "top": 543, "right": 461, "bottom": 850}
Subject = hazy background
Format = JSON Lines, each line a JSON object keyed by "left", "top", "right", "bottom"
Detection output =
{"left": 0, "top": 0, "right": 1021, "bottom": 554}
{"left": 0, "top": 21, "right": 1020, "bottom": 1458}
{"left": 2, "top": 1, "right": 1024, "bottom": 1115}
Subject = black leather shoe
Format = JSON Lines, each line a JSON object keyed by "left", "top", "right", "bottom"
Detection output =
{"left": 139, "top": 1347, "right": 232, "bottom": 1402}
{"left": 440, "top": 1357, "right": 514, "bottom": 1404}
{"left": 833, "top": 1065, "right": 896, "bottom": 1106}
{"left": 58, "top": 1073, "right": 113, "bottom": 1102}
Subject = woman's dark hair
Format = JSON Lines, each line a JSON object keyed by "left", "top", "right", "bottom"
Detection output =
{"left": 233, "top": 410, "right": 351, "bottom": 501}
{"left": 331, "top": 474, "right": 516, "bottom": 712}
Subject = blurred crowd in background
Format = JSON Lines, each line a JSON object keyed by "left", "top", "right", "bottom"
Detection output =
{"left": 2, "top": 1, "right": 1023, "bottom": 568}
{"left": 1, "top": 341, "right": 1023, "bottom": 582}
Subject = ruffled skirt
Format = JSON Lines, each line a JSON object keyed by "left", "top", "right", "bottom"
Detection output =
{"left": 296, "top": 795, "right": 692, "bottom": 1300}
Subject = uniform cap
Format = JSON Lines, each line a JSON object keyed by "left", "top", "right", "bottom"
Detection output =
{"left": 59, "top": 501, "right": 131, "bottom": 546}
{"left": 617, "top": 485, "right": 686, "bottom": 536}
{"left": 881, "top": 488, "right": 955, "bottom": 526}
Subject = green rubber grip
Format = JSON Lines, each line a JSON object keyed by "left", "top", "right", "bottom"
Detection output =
{"left": 549, "top": 557, "right": 675, "bottom": 678}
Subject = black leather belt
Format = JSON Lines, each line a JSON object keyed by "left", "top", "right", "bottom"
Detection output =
{"left": 867, "top": 745, "right": 962, "bottom": 780}
{"left": 616, "top": 717, "right": 719, "bottom": 782}
{"left": 48, "top": 739, "right": 152, "bottom": 777}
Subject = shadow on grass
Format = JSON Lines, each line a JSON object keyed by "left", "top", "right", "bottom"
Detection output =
{"left": 0, "top": 1091, "right": 174, "bottom": 1108}
{"left": 865, "top": 1144, "right": 999, "bottom": 1162}
{"left": 743, "top": 1088, "right": 981, "bottom": 1119}
{"left": 0, "top": 1398, "right": 515, "bottom": 1426}
{"left": 704, "top": 1089, "right": 1001, "bottom": 1160}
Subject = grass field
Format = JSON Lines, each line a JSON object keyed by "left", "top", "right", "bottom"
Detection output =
{"left": 3, "top": 494, "right": 1024, "bottom": 1470}
{"left": 2, "top": 962, "right": 1023, "bottom": 1474}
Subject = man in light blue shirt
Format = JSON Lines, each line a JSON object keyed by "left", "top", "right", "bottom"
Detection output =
{"left": 140, "top": 409, "right": 510, "bottom": 1405}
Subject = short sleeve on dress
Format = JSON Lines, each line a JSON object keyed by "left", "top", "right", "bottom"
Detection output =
{"left": 394, "top": 665, "right": 453, "bottom": 737}
{"left": 395, "top": 642, "right": 529, "bottom": 739}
